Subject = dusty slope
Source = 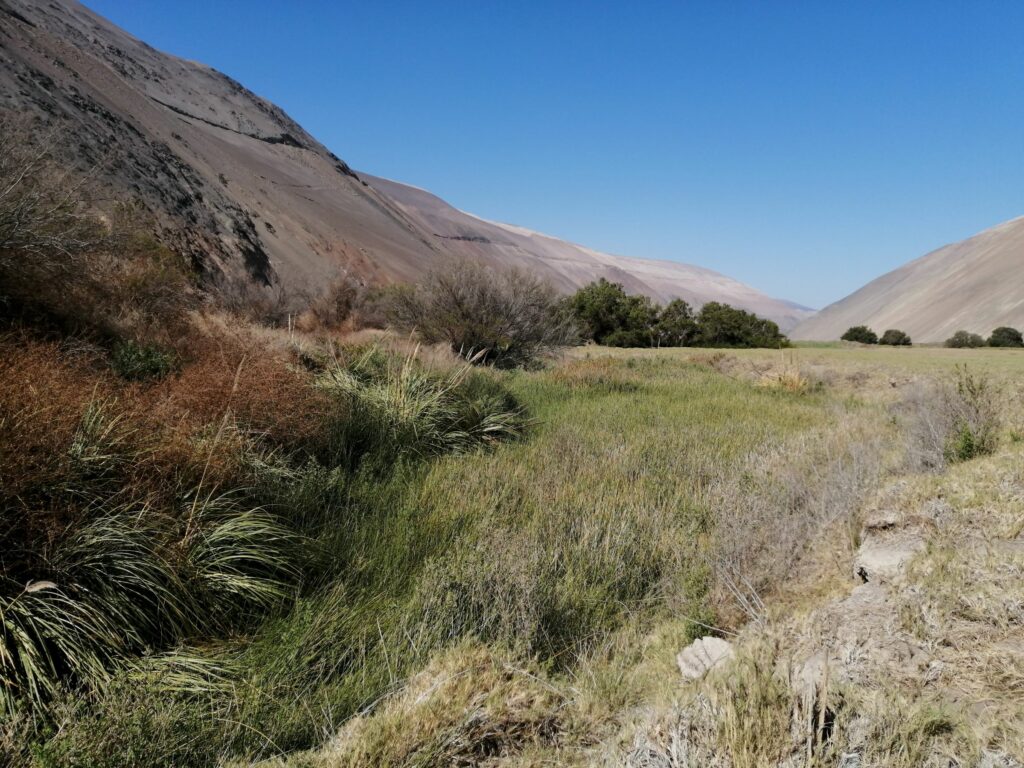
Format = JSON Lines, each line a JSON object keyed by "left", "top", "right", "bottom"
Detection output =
{"left": 0, "top": 0, "right": 809, "bottom": 327}
{"left": 0, "top": 0, "right": 447, "bottom": 292}
{"left": 793, "top": 216, "right": 1024, "bottom": 342}
{"left": 365, "top": 174, "right": 814, "bottom": 330}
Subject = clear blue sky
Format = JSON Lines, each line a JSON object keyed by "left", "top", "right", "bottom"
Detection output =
{"left": 86, "top": 1, "right": 1024, "bottom": 309}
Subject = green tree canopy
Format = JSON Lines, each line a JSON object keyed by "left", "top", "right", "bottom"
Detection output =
{"left": 697, "top": 302, "right": 787, "bottom": 348}
{"left": 566, "top": 281, "right": 788, "bottom": 348}
{"left": 841, "top": 326, "right": 878, "bottom": 344}
{"left": 879, "top": 329, "right": 912, "bottom": 346}
{"left": 655, "top": 298, "right": 698, "bottom": 347}
{"left": 988, "top": 326, "right": 1024, "bottom": 348}
{"left": 945, "top": 330, "right": 985, "bottom": 348}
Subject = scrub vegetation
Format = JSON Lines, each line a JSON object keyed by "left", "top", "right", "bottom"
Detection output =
{"left": 2, "top": 138, "right": 1023, "bottom": 766}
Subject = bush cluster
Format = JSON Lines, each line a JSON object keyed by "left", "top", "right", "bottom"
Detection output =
{"left": 845, "top": 325, "right": 1024, "bottom": 349}
{"left": 841, "top": 325, "right": 878, "bottom": 344}
{"left": 945, "top": 330, "right": 985, "bottom": 348}
{"left": 387, "top": 260, "right": 575, "bottom": 368}
{"left": 987, "top": 326, "right": 1024, "bottom": 348}
{"left": 944, "top": 326, "right": 1023, "bottom": 348}
{"left": 879, "top": 329, "right": 912, "bottom": 346}
{"left": 568, "top": 278, "right": 788, "bottom": 348}
{"left": 841, "top": 326, "right": 913, "bottom": 345}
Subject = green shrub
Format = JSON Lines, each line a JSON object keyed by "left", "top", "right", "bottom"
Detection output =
{"left": 111, "top": 340, "right": 176, "bottom": 380}
{"left": 696, "top": 302, "right": 788, "bottom": 348}
{"left": 945, "top": 330, "right": 985, "bottom": 348}
{"left": 567, "top": 279, "right": 786, "bottom": 348}
{"left": 879, "top": 329, "right": 912, "bottom": 346}
{"left": 987, "top": 326, "right": 1023, "bottom": 348}
{"left": 841, "top": 325, "right": 878, "bottom": 344}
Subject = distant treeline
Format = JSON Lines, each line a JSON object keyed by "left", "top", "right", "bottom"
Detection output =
{"left": 945, "top": 327, "right": 1023, "bottom": 348}
{"left": 841, "top": 324, "right": 1024, "bottom": 348}
{"left": 841, "top": 326, "right": 912, "bottom": 346}
{"left": 567, "top": 278, "right": 788, "bottom": 349}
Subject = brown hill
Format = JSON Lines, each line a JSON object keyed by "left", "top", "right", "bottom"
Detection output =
{"left": 0, "top": 0, "right": 810, "bottom": 328}
{"left": 793, "top": 216, "right": 1024, "bottom": 342}
{"left": 364, "top": 174, "right": 814, "bottom": 329}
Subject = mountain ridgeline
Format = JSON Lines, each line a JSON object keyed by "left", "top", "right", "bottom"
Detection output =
{"left": 0, "top": 0, "right": 810, "bottom": 329}
{"left": 794, "top": 215, "right": 1024, "bottom": 343}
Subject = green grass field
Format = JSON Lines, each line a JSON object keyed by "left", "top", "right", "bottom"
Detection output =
{"left": 9, "top": 341, "right": 1022, "bottom": 766}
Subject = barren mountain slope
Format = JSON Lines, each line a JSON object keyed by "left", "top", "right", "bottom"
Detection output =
{"left": 365, "top": 174, "right": 814, "bottom": 330}
{"left": 0, "top": 0, "right": 448, "bottom": 291}
{"left": 793, "top": 216, "right": 1024, "bottom": 342}
{"left": 0, "top": 0, "right": 809, "bottom": 327}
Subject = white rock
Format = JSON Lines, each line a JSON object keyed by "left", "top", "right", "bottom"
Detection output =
{"left": 853, "top": 533, "right": 925, "bottom": 584}
{"left": 676, "top": 636, "right": 734, "bottom": 680}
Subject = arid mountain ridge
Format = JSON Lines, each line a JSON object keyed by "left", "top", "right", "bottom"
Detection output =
{"left": 0, "top": 0, "right": 812, "bottom": 330}
{"left": 793, "top": 215, "right": 1024, "bottom": 343}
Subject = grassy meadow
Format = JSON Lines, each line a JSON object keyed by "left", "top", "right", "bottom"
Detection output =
{"left": 4, "top": 333, "right": 1024, "bottom": 766}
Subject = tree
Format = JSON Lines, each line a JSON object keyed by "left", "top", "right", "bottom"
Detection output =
{"left": 696, "top": 302, "right": 788, "bottom": 348}
{"left": 879, "top": 329, "right": 912, "bottom": 346}
{"left": 389, "top": 260, "right": 575, "bottom": 368}
{"left": 567, "top": 279, "right": 662, "bottom": 347}
{"left": 987, "top": 326, "right": 1024, "bottom": 348}
{"left": 841, "top": 326, "right": 878, "bottom": 344}
{"left": 945, "top": 330, "right": 985, "bottom": 348}
{"left": 568, "top": 278, "right": 632, "bottom": 345}
{"left": 566, "top": 281, "right": 788, "bottom": 349}
{"left": 655, "top": 298, "right": 698, "bottom": 347}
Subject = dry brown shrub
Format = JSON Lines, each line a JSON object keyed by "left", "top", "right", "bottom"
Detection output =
{"left": 0, "top": 334, "right": 114, "bottom": 506}
{"left": 321, "top": 640, "right": 565, "bottom": 767}
{"left": 707, "top": 413, "right": 887, "bottom": 627}
{"left": 0, "top": 319, "right": 330, "bottom": 515}
{"left": 138, "top": 330, "right": 331, "bottom": 458}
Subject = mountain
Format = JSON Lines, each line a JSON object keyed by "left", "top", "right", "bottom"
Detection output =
{"left": 363, "top": 174, "right": 814, "bottom": 330}
{"left": 0, "top": 0, "right": 811, "bottom": 329}
{"left": 792, "top": 216, "right": 1024, "bottom": 342}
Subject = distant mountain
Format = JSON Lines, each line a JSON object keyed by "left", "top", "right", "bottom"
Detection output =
{"left": 793, "top": 216, "right": 1024, "bottom": 342}
{"left": 0, "top": 0, "right": 810, "bottom": 329}
{"left": 364, "top": 175, "right": 814, "bottom": 330}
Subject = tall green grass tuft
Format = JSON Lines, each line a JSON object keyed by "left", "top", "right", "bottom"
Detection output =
{"left": 316, "top": 347, "right": 526, "bottom": 469}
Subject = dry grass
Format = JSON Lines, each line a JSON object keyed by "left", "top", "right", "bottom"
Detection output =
{"left": 267, "top": 641, "right": 567, "bottom": 768}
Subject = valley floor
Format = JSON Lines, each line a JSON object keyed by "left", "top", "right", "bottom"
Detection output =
{"left": 272, "top": 345, "right": 1024, "bottom": 768}
{"left": 5, "top": 339, "right": 1024, "bottom": 766}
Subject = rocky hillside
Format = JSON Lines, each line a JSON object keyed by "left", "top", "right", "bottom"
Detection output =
{"left": 0, "top": 0, "right": 810, "bottom": 329}
{"left": 793, "top": 216, "right": 1024, "bottom": 342}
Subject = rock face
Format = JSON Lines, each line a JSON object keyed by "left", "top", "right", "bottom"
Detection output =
{"left": 677, "top": 636, "right": 735, "bottom": 680}
{"left": 0, "top": 0, "right": 811, "bottom": 327}
{"left": 853, "top": 532, "right": 925, "bottom": 584}
{"left": 792, "top": 215, "right": 1024, "bottom": 342}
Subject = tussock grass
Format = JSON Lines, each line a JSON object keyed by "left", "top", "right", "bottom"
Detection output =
{"left": 0, "top": 325, "right": 530, "bottom": 763}
{"left": 316, "top": 346, "right": 526, "bottom": 468}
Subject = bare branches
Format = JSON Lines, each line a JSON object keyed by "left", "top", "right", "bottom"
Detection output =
{"left": 389, "top": 260, "right": 577, "bottom": 368}
{"left": 0, "top": 117, "right": 103, "bottom": 277}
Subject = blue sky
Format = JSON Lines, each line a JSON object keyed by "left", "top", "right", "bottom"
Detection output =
{"left": 86, "top": 1, "right": 1024, "bottom": 309}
